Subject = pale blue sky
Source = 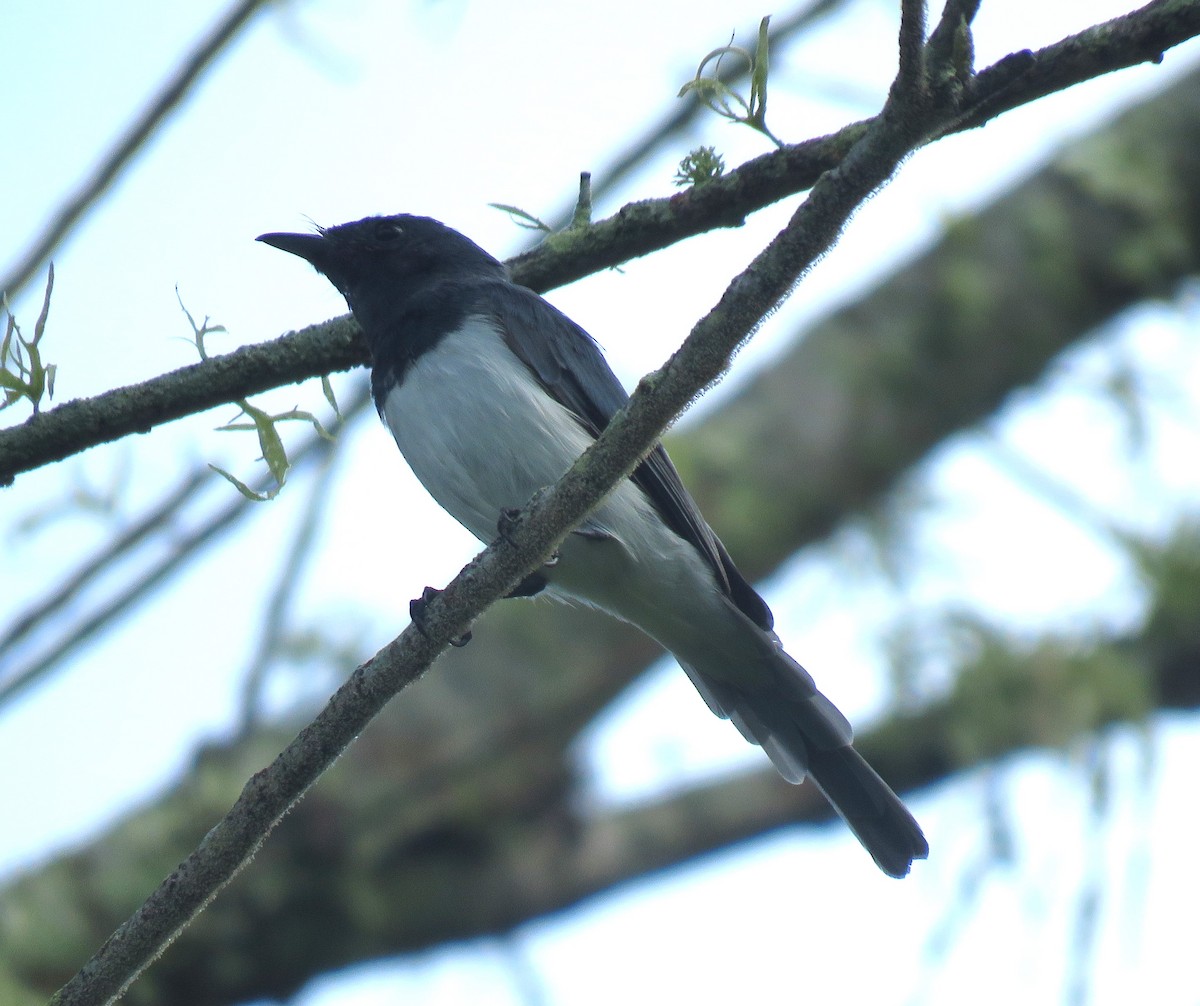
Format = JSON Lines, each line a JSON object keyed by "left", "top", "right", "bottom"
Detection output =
{"left": 3, "top": 2, "right": 1199, "bottom": 1004}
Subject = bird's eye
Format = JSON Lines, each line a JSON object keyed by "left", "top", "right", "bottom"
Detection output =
{"left": 373, "top": 220, "right": 404, "bottom": 243}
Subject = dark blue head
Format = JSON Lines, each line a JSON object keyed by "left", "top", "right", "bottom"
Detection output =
{"left": 257, "top": 214, "right": 506, "bottom": 337}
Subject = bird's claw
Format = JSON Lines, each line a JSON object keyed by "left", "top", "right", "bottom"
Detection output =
{"left": 408, "top": 586, "right": 472, "bottom": 647}
{"left": 495, "top": 507, "right": 558, "bottom": 599}
{"left": 497, "top": 507, "right": 523, "bottom": 546}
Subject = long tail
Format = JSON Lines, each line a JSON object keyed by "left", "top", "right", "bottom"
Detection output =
{"left": 682, "top": 647, "right": 928, "bottom": 878}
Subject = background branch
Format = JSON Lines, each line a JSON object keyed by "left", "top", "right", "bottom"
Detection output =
{"left": 0, "top": 0, "right": 270, "bottom": 303}
{"left": 0, "top": 387, "right": 363, "bottom": 708}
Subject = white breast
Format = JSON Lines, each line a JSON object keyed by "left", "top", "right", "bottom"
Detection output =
{"left": 381, "top": 316, "right": 732, "bottom": 658}
{"left": 380, "top": 317, "right": 602, "bottom": 542}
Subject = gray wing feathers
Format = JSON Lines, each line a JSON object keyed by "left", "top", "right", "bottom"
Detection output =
{"left": 483, "top": 284, "right": 774, "bottom": 631}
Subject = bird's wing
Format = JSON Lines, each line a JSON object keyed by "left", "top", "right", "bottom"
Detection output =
{"left": 482, "top": 280, "right": 772, "bottom": 631}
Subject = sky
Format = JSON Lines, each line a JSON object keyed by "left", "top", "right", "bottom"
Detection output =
{"left": 2, "top": 1, "right": 1200, "bottom": 1004}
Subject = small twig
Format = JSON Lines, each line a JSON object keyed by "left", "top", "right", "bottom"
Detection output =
{"left": 570, "top": 172, "right": 593, "bottom": 229}
{"left": 236, "top": 443, "right": 343, "bottom": 733}
{"left": 0, "top": 387, "right": 366, "bottom": 709}
{"left": 896, "top": 0, "right": 928, "bottom": 96}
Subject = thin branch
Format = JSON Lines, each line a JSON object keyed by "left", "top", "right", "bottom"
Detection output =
{"left": 0, "top": 388, "right": 365, "bottom": 709}
{"left": 236, "top": 442, "right": 344, "bottom": 733}
{"left": 0, "top": 0, "right": 271, "bottom": 303}
{"left": 0, "top": 316, "right": 366, "bottom": 486}
{"left": 952, "top": 0, "right": 1200, "bottom": 132}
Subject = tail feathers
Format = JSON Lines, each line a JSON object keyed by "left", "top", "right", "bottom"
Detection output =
{"left": 806, "top": 743, "right": 929, "bottom": 878}
{"left": 684, "top": 657, "right": 928, "bottom": 878}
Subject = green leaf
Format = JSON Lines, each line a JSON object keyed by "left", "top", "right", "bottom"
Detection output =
{"left": 679, "top": 15, "right": 784, "bottom": 148}
{"left": 488, "top": 203, "right": 552, "bottom": 232}
{"left": 321, "top": 375, "right": 341, "bottom": 417}
{"left": 749, "top": 16, "right": 771, "bottom": 122}
{"left": 238, "top": 400, "right": 289, "bottom": 487}
{"left": 1, "top": 306, "right": 15, "bottom": 364}
{"left": 32, "top": 262, "right": 54, "bottom": 345}
{"left": 208, "top": 463, "right": 280, "bottom": 502}
{"left": 0, "top": 267, "right": 57, "bottom": 412}
{"left": 0, "top": 369, "right": 27, "bottom": 393}
{"left": 274, "top": 407, "right": 336, "bottom": 441}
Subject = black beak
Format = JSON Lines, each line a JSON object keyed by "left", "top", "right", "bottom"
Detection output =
{"left": 256, "top": 230, "right": 329, "bottom": 264}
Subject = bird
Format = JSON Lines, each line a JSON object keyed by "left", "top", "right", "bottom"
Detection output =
{"left": 258, "top": 213, "right": 928, "bottom": 877}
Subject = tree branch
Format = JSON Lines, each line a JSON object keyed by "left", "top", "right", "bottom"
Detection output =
{"left": 3, "top": 0, "right": 1197, "bottom": 486}
{"left": 0, "top": 318, "right": 365, "bottom": 487}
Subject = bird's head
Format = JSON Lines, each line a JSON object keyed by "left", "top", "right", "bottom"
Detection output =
{"left": 257, "top": 214, "right": 505, "bottom": 330}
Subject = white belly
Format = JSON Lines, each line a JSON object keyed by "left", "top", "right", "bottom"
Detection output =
{"left": 381, "top": 317, "right": 603, "bottom": 541}
{"left": 379, "top": 318, "right": 734, "bottom": 653}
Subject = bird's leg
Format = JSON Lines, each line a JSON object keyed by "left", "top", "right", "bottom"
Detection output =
{"left": 496, "top": 507, "right": 524, "bottom": 547}
{"left": 408, "top": 586, "right": 472, "bottom": 647}
{"left": 495, "top": 507, "right": 559, "bottom": 598}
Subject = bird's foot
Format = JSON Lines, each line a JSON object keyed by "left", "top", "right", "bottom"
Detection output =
{"left": 495, "top": 505, "right": 559, "bottom": 598}
{"left": 408, "top": 586, "right": 472, "bottom": 647}
{"left": 496, "top": 507, "right": 523, "bottom": 546}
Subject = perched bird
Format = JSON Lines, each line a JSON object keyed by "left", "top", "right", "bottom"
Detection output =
{"left": 258, "top": 214, "right": 928, "bottom": 877}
